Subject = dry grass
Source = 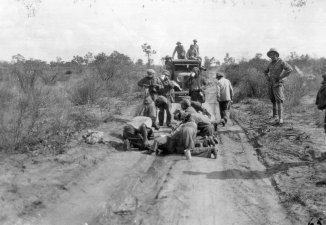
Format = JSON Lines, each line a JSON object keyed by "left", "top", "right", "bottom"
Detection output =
{"left": 67, "top": 77, "right": 103, "bottom": 106}
{"left": 0, "top": 72, "right": 100, "bottom": 154}
{"left": 0, "top": 56, "right": 148, "bottom": 154}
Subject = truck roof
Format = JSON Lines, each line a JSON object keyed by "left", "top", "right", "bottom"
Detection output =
{"left": 171, "top": 59, "right": 201, "bottom": 65}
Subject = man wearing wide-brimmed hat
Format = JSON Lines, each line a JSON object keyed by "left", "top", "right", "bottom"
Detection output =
{"left": 186, "top": 44, "right": 200, "bottom": 60}
{"left": 172, "top": 41, "right": 186, "bottom": 59}
{"left": 264, "top": 48, "right": 293, "bottom": 124}
{"left": 193, "top": 39, "right": 199, "bottom": 55}
{"left": 216, "top": 71, "right": 233, "bottom": 126}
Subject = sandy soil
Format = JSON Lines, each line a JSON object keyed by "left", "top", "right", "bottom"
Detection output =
{"left": 231, "top": 96, "right": 326, "bottom": 224}
{"left": 1, "top": 85, "right": 323, "bottom": 225}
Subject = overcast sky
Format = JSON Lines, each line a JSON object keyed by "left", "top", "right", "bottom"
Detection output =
{"left": 0, "top": 0, "right": 325, "bottom": 64}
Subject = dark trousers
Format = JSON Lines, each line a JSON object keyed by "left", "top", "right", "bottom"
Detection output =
{"left": 197, "top": 122, "right": 213, "bottom": 136}
{"left": 158, "top": 100, "right": 172, "bottom": 126}
{"left": 154, "top": 136, "right": 214, "bottom": 158}
{"left": 190, "top": 90, "right": 202, "bottom": 103}
{"left": 219, "top": 101, "right": 231, "bottom": 123}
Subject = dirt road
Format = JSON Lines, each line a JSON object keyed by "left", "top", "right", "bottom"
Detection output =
{"left": 22, "top": 86, "right": 292, "bottom": 225}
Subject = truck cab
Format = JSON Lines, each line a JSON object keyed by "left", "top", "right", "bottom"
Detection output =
{"left": 165, "top": 58, "right": 202, "bottom": 102}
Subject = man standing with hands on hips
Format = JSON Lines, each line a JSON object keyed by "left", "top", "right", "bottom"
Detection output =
{"left": 264, "top": 48, "right": 293, "bottom": 125}
{"left": 216, "top": 72, "right": 233, "bottom": 127}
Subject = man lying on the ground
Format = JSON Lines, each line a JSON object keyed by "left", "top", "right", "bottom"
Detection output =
{"left": 123, "top": 116, "right": 154, "bottom": 150}
{"left": 150, "top": 114, "right": 218, "bottom": 158}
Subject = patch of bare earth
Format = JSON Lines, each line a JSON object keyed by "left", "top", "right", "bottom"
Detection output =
{"left": 231, "top": 95, "right": 326, "bottom": 224}
{"left": 0, "top": 99, "right": 140, "bottom": 225}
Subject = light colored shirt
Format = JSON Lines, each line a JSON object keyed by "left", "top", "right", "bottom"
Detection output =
{"left": 216, "top": 77, "right": 233, "bottom": 102}
{"left": 193, "top": 44, "right": 199, "bottom": 55}
{"left": 172, "top": 45, "right": 186, "bottom": 59}
{"left": 190, "top": 112, "right": 211, "bottom": 125}
{"left": 264, "top": 58, "right": 293, "bottom": 84}
{"left": 186, "top": 48, "right": 199, "bottom": 59}
{"left": 128, "top": 116, "right": 152, "bottom": 129}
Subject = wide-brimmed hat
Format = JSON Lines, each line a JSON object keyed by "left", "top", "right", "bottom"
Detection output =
{"left": 267, "top": 48, "right": 279, "bottom": 58}
{"left": 147, "top": 69, "right": 155, "bottom": 77}
{"left": 216, "top": 71, "right": 225, "bottom": 78}
{"left": 176, "top": 41, "right": 181, "bottom": 45}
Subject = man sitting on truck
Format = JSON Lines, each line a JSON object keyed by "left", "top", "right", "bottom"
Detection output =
{"left": 172, "top": 42, "right": 186, "bottom": 59}
{"left": 186, "top": 44, "right": 200, "bottom": 60}
{"left": 193, "top": 39, "right": 199, "bottom": 55}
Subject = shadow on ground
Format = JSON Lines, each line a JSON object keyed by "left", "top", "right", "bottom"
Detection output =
{"left": 183, "top": 162, "right": 313, "bottom": 180}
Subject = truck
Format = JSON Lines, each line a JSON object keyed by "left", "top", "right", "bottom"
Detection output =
{"left": 164, "top": 58, "right": 204, "bottom": 103}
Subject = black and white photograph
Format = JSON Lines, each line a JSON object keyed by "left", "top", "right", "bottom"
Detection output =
{"left": 0, "top": 0, "right": 325, "bottom": 224}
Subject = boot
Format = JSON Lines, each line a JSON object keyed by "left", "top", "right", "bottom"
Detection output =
{"left": 191, "top": 146, "right": 215, "bottom": 158}
{"left": 203, "top": 108, "right": 211, "bottom": 119}
{"left": 213, "top": 136, "right": 219, "bottom": 144}
{"left": 272, "top": 103, "right": 277, "bottom": 117}
{"left": 277, "top": 102, "right": 283, "bottom": 124}
{"left": 213, "top": 122, "right": 218, "bottom": 131}
{"left": 123, "top": 139, "right": 131, "bottom": 151}
{"left": 152, "top": 122, "right": 160, "bottom": 130}
{"left": 211, "top": 147, "right": 218, "bottom": 159}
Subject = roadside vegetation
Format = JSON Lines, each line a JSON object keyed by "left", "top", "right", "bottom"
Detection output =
{"left": 222, "top": 52, "right": 326, "bottom": 223}
{"left": 220, "top": 52, "right": 324, "bottom": 108}
{"left": 0, "top": 51, "right": 154, "bottom": 154}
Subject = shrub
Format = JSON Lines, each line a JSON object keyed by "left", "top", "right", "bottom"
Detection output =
{"left": 284, "top": 73, "right": 310, "bottom": 108}
{"left": 40, "top": 69, "right": 59, "bottom": 85}
{"left": 67, "top": 78, "right": 102, "bottom": 105}
{"left": 11, "top": 60, "right": 48, "bottom": 94}
{"left": 0, "top": 87, "right": 48, "bottom": 152}
{"left": 231, "top": 68, "right": 269, "bottom": 102}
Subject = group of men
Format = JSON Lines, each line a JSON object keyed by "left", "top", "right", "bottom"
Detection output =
{"left": 172, "top": 39, "right": 201, "bottom": 60}
{"left": 122, "top": 64, "right": 222, "bottom": 158}
{"left": 122, "top": 47, "right": 297, "bottom": 158}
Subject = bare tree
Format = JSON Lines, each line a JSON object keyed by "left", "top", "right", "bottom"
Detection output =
{"left": 141, "top": 43, "right": 156, "bottom": 67}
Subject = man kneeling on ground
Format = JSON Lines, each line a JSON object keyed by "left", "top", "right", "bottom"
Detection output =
{"left": 174, "top": 109, "right": 214, "bottom": 137}
{"left": 123, "top": 116, "right": 154, "bottom": 150}
{"left": 150, "top": 114, "right": 218, "bottom": 159}
{"left": 180, "top": 99, "right": 211, "bottom": 118}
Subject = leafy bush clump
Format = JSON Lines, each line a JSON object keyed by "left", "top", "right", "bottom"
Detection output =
{"left": 67, "top": 78, "right": 102, "bottom": 106}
